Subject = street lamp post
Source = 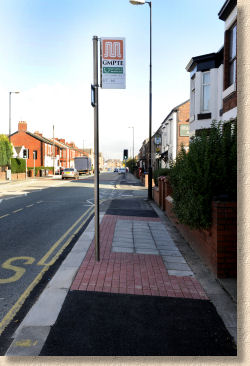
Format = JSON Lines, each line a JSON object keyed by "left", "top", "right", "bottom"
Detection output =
{"left": 9, "top": 91, "right": 20, "bottom": 142}
{"left": 129, "top": 126, "right": 134, "bottom": 172}
{"left": 129, "top": 0, "right": 152, "bottom": 199}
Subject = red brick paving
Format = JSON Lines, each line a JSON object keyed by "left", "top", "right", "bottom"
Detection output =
{"left": 70, "top": 215, "right": 208, "bottom": 300}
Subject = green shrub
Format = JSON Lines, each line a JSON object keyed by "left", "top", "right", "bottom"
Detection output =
{"left": 153, "top": 168, "right": 170, "bottom": 186}
{"left": 0, "top": 135, "right": 13, "bottom": 167}
{"left": 168, "top": 120, "right": 237, "bottom": 229}
{"left": 126, "top": 158, "right": 137, "bottom": 173}
{"left": 11, "top": 158, "right": 26, "bottom": 173}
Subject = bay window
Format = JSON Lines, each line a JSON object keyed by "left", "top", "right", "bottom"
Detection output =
{"left": 202, "top": 71, "right": 210, "bottom": 112}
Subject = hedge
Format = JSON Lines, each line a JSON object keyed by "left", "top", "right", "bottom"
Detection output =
{"left": 11, "top": 158, "right": 26, "bottom": 173}
{"left": 168, "top": 120, "right": 237, "bottom": 229}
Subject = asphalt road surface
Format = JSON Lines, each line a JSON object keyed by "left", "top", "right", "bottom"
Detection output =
{"left": 0, "top": 172, "right": 131, "bottom": 341}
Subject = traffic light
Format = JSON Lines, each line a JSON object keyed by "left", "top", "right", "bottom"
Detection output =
{"left": 23, "top": 148, "right": 28, "bottom": 159}
{"left": 123, "top": 149, "right": 128, "bottom": 160}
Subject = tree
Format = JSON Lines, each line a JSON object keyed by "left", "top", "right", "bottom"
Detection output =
{"left": 0, "top": 135, "right": 13, "bottom": 167}
{"left": 126, "top": 158, "right": 137, "bottom": 173}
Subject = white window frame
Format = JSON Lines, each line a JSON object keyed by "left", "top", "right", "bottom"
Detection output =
{"left": 228, "top": 23, "right": 237, "bottom": 87}
{"left": 201, "top": 71, "right": 210, "bottom": 112}
{"left": 191, "top": 75, "right": 195, "bottom": 117}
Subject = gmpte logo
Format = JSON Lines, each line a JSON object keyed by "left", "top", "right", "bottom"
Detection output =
{"left": 103, "top": 40, "right": 123, "bottom": 60}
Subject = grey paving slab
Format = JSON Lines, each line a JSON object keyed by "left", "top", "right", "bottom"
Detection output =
{"left": 61, "top": 250, "right": 86, "bottom": 268}
{"left": 164, "top": 262, "right": 191, "bottom": 271}
{"left": 135, "top": 249, "right": 159, "bottom": 255}
{"left": 157, "top": 243, "right": 179, "bottom": 249}
{"left": 14, "top": 288, "right": 68, "bottom": 338}
{"left": 6, "top": 326, "right": 51, "bottom": 356}
{"left": 113, "top": 242, "right": 133, "bottom": 248}
{"left": 113, "top": 236, "right": 133, "bottom": 242}
{"left": 161, "top": 251, "right": 183, "bottom": 258}
{"left": 134, "top": 241, "right": 156, "bottom": 246}
{"left": 159, "top": 250, "right": 180, "bottom": 256}
{"left": 134, "top": 238, "right": 155, "bottom": 243}
{"left": 167, "top": 270, "right": 194, "bottom": 277}
{"left": 163, "top": 256, "right": 187, "bottom": 264}
{"left": 47, "top": 267, "right": 78, "bottom": 289}
{"left": 112, "top": 247, "right": 134, "bottom": 253}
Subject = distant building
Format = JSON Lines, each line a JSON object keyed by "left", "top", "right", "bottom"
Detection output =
{"left": 10, "top": 121, "right": 64, "bottom": 172}
{"left": 10, "top": 121, "right": 85, "bottom": 172}
{"left": 160, "top": 100, "right": 190, "bottom": 167}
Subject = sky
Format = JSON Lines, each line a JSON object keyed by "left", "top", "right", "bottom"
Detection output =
{"left": 0, "top": 0, "right": 225, "bottom": 160}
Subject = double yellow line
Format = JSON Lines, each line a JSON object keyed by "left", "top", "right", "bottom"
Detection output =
{"left": 0, "top": 206, "right": 94, "bottom": 336}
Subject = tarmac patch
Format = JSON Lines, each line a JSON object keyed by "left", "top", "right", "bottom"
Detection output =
{"left": 40, "top": 291, "right": 236, "bottom": 356}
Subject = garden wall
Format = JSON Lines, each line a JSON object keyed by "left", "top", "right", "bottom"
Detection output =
{"left": 154, "top": 178, "right": 237, "bottom": 278}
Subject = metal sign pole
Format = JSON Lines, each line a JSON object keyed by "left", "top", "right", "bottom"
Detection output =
{"left": 93, "top": 35, "right": 100, "bottom": 261}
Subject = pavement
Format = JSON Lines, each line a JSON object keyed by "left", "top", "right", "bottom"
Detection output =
{"left": 3, "top": 173, "right": 237, "bottom": 356}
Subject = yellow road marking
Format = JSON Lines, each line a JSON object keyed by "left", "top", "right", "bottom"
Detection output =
{"left": 0, "top": 214, "right": 9, "bottom": 219}
{"left": 12, "top": 208, "right": 23, "bottom": 213}
{"left": 14, "top": 339, "right": 38, "bottom": 347}
{"left": 0, "top": 257, "right": 35, "bottom": 284}
{"left": 46, "top": 208, "right": 94, "bottom": 266}
{"left": 0, "top": 266, "right": 48, "bottom": 335}
{"left": 0, "top": 202, "right": 99, "bottom": 335}
{"left": 37, "top": 205, "right": 94, "bottom": 266}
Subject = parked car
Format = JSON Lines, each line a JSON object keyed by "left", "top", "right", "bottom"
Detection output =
{"left": 114, "top": 168, "right": 118, "bottom": 172}
{"left": 62, "top": 168, "right": 79, "bottom": 180}
{"left": 118, "top": 167, "right": 126, "bottom": 174}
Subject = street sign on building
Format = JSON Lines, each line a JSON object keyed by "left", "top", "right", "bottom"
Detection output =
{"left": 100, "top": 38, "right": 126, "bottom": 89}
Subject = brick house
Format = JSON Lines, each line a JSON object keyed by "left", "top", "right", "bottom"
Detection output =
{"left": 10, "top": 121, "right": 65, "bottom": 171}
{"left": 160, "top": 100, "right": 190, "bottom": 167}
{"left": 218, "top": 0, "right": 237, "bottom": 120}
{"left": 57, "top": 140, "right": 86, "bottom": 169}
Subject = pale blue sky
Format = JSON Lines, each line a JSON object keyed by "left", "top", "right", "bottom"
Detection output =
{"left": 0, "top": 0, "right": 225, "bottom": 159}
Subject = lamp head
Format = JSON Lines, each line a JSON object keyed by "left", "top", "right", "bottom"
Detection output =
{"left": 129, "top": 0, "right": 145, "bottom": 5}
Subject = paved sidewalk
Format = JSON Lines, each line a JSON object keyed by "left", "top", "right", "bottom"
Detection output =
{"left": 5, "top": 175, "right": 237, "bottom": 356}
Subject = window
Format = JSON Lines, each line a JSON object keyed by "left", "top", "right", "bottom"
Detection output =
{"left": 202, "top": 71, "right": 210, "bottom": 112}
{"left": 191, "top": 75, "right": 195, "bottom": 116}
{"left": 33, "top": 150, "right": 37, "bottom": 159}
{"left": 229, "top": 23, "right": 237, "bottom": 86}
{"left": 179, "top": 124, "right": 189, "bottom": 137}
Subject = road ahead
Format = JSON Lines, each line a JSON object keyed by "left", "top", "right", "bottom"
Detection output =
{"left": 0, "top": 172, "right": 137, "bottom": 340}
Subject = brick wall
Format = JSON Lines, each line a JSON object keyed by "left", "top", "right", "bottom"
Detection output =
{"left": 0, "top": 172, "right": 6, "bottom": 180}
{"left": 223, "top": 91, "right": 237, "bottom": 113}
{"left": 164, "top": 198, "right": 237, "bottom": 278}
{"left": 177, "top": 101, "right": 190, "bottom": 153}
{"left": 153, "top": 187, "right": 159, "bottom": 206}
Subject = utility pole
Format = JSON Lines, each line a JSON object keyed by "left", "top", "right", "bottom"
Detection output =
{"left": 53, "top": 125, "right": 55, "bottom": 175}
{"left": 93, "top": 35, "right": 100, "bottom": 261}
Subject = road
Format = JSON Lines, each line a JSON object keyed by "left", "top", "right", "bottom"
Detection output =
{"left": 0, "top": 172, "right": 137, "bottom": 342}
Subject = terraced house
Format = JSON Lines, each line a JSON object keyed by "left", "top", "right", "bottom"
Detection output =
{"left": 186, "top": 0, "right": 237, "bottom": 136}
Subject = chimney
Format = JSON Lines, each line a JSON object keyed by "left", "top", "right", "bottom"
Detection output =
{"left": 59, "top": 139, "right": 65, "bottom": 144}
{"left": 34, "top": 131, "right": 43, "bottom": 137}
{"left": 18, "top": 121, "right": 27, "bottom": 132}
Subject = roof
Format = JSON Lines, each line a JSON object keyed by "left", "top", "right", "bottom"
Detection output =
{"left": 218, "top": 0, "right": 237, "bottom": 21}
{"left": 186, "top": 48, "right": 224, "bottom": 73}
{"left": 161, "top": 99, "right": 190, "bottom": 125}
{"left": 27, "top": 132, "right": 65, "bottom": 149}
